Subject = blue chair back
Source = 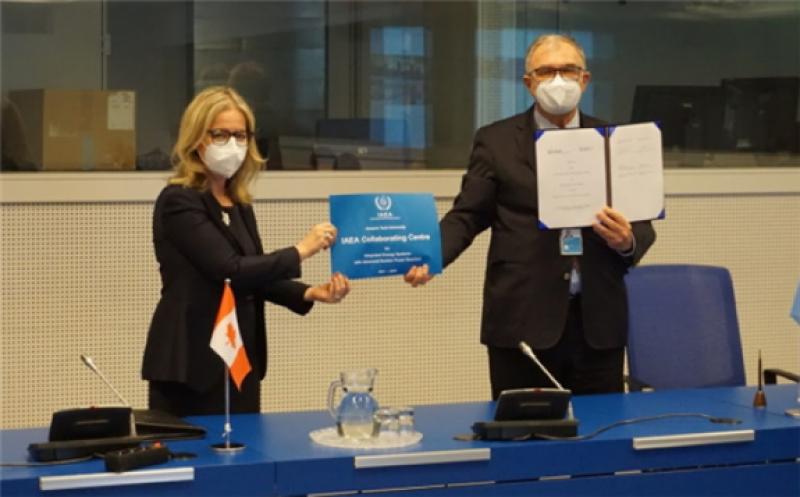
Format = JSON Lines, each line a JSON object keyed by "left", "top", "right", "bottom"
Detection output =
{"left": 625, "top": 264, "right": 746, "bottom": 390}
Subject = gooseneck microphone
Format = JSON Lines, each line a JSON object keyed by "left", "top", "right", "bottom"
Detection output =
{"left": 80, "top": 354, "right": 131, "bottom": 407}
{"left": 518, "top": 342, "right": 565, "bottom": 390}
{"left": 518, "top": 341, "right": 574, "bottom": 419}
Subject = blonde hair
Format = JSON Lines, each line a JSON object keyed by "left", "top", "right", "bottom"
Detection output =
{"left": 169, "top": 86, "right": 264, "bottom": 203}
{"left": 524, "top": 34, "right": 587, "bottom": 74}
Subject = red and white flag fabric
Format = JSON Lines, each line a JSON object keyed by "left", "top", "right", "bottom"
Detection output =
{"left": 209, "top": 280, "right": 251, "bottom": 390}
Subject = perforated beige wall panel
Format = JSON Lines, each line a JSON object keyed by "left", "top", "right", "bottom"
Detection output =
{"left": 1, "top": 202, "right": 158, "bottom": 426}
{"left": 2, "top": 193, "right": 799, "bottom": 428}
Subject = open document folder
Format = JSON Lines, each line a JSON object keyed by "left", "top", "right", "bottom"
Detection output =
{"left": 535, "top": 122, "right": 665, "bottom": 229}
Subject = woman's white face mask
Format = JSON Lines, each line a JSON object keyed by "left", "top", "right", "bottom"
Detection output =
{"left": 201, "top": 139, "right": 247, "bottom": 179}
{"left": 534, "top": 73, "right": 583, "bottom": 116}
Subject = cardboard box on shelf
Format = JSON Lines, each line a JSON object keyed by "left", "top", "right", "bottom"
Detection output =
{"left": 6, "top": 89, "right": 136, "bottom": 171}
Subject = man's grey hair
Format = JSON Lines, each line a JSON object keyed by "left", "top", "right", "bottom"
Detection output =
{"left": 524, "top": 34, "right": 587, "bottom": 74}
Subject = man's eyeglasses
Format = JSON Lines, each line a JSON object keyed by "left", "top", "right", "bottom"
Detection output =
{"left": 527, "top": 65, "right": 585, "bottom": 82}
{"left": 207, "top": 129, "right": 251, "bottom": 145}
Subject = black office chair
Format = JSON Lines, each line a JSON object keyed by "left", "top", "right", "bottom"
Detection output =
{"left": 334, "top": 152, "right": 361, "bottom": 170}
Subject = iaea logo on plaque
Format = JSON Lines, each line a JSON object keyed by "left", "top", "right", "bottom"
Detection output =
{"left": 374, "top": 195, "right": 392, "bottom": 212}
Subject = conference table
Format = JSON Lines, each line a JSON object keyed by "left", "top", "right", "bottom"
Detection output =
{"left": 2, "top": 385, "right": 798, "bottom": 496}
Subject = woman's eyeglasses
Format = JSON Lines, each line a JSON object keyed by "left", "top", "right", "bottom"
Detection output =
{"left": 207, "top": 128, "right": 250, "bottom": 145}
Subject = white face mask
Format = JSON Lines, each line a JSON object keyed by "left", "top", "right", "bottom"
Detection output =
{"left": 201, "top": 139, "right": 247, "bottom": 179}
{"left": 534, "top": 73, "right": 583, "bottom": 116}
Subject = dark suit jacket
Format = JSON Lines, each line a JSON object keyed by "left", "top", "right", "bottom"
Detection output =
{"left": 141, "top": 184, "right": 313, "bottom": 393}
{"left": 440, "top": 107, "right": 656, "bottom": 350}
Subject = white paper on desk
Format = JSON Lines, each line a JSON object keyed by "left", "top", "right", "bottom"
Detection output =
{"left": 608, "top": 122, "right": 664, "bottom": 222}
{"left": 536, "top": 128, "right": 607, "bottom": 229}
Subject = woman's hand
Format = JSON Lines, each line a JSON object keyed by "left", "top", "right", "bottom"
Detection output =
{"left": 304, "top": 272, "right": 351, "bottom": 303}
{"left": 295, "top": 222, "right": 337, "bottom": 261}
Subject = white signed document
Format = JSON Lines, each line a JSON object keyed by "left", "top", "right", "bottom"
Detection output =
{"left": 536, "top": 127, "right": 607, "bottom": 229}
{"left": 536, "top": 123, "right": 664, "bottom": 229}
{"left": 608, "top": 122, "right": 664, "bottom": 222}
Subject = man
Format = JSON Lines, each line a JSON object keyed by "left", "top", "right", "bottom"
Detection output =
{"left": 404, "top": 34, "right": 656, "bottom": 399}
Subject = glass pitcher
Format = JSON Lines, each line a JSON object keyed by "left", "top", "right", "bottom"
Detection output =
{"left": 327, "top": 369, "right": 379, "bottom": 439}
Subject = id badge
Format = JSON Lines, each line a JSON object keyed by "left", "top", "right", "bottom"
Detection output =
{"left": 560, "top": 228, "right": 583, "bottom": 256}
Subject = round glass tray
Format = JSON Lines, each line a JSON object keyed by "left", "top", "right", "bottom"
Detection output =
{"left": 309, "top": 427, "right": 423, "bottom": 449}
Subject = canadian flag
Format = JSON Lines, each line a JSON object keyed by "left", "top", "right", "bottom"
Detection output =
{"left": 209, "top": 280, "right": 252, "bottom": 391}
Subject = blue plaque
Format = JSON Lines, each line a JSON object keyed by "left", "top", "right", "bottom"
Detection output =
{"left": 329, "top": 193, "right": 442, "bottom": 279}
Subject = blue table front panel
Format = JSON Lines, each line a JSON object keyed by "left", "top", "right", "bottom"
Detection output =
{"left": 364, "top": 461, "right": 800, "bottom": 497}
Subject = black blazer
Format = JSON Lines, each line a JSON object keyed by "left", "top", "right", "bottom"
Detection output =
{"left": 440, "top": 107, "right": 656, "bottom": 350}
{"left": 141, "top": 184, "right": 313, "bottom": 393}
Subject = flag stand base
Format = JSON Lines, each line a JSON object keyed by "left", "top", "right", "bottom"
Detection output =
{"left": 211, "top": 442, "right": 246, "bottom": 453}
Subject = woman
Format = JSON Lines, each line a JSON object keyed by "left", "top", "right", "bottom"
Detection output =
{"left": 142, "top": 86, "right": 350, "bottom": 416}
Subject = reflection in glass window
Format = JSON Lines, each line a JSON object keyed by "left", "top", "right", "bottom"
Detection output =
{"left": 1, "top": 0, "right": 798, "bottom": 172}
{"left": 193, "top": 1, "right": 326, "bottom": 170}
{"left": 555, "top": 1, "right": 800, "bottom": 166}
{"left": 370, "top": 26, "right": 426, "bottom": 149}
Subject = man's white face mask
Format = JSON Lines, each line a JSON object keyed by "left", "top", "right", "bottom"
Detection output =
{"left": 534, "top": 73, "right": 583, "bottom": 116}
{"left": 201, "top": 139, "right": 247, "bottom": 179}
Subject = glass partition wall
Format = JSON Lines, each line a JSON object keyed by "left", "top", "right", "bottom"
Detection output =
{"left": 2, "top": 0, "right": 798, "bottom": 171}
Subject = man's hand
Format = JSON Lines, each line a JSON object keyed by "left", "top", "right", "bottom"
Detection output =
{"left": 403, "top": 264, "right": 434, "bottom": 287}
{"left": 592, "top": 207, "right": 633, "bottom": 252}
{"left": 304, "top": 272, "right": 351, "bottom": 303}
